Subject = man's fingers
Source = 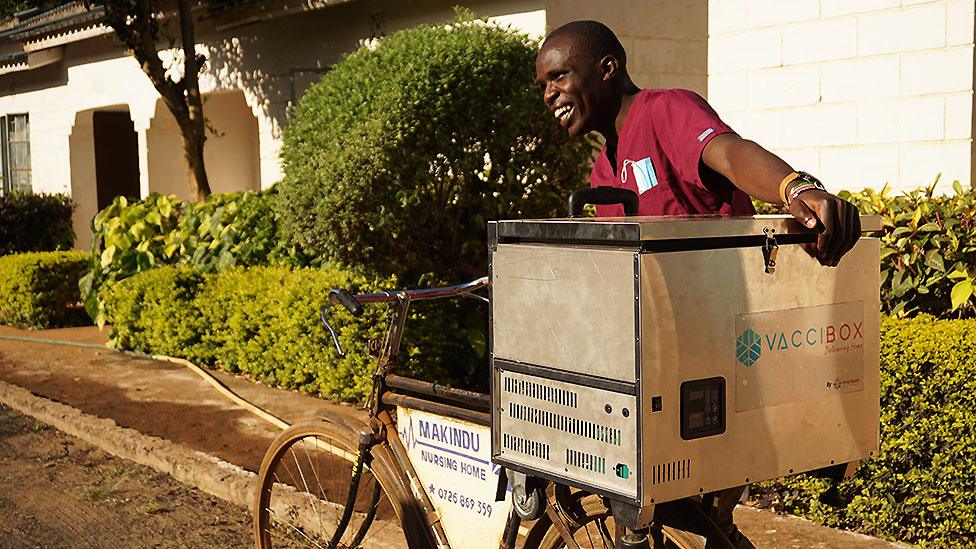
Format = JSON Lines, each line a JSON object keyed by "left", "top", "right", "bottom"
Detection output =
{"left": 789, "top": 200, "right": 819, "bottom": 230}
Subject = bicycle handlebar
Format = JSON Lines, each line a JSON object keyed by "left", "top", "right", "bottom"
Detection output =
{"left": 329, "top": 288, "right": 365, "bottom": 317}
{"left": 321, "top": 276, "right": 490, "bottom": 356}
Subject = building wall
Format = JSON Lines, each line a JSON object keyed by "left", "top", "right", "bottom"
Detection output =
{"left": 0, "top": 0, "right": 545, "bottom": 247}
{"left": 708, "top": 0, "right": 976, "bottom": 193}
{"left": 545, "top": 0, "right": 709, "bottom": 96}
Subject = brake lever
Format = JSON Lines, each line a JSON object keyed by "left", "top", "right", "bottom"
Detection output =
{"left": 320, "top": 304, "right": 345, "bottom": 357}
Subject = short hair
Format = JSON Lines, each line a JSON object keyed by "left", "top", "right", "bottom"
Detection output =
{"left": 543, "top": 20, "right": 627, "bottom": 66}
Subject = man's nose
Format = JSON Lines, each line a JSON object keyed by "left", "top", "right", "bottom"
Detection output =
{"left": 543, "top": 82, "right": 558, "bottom": 105}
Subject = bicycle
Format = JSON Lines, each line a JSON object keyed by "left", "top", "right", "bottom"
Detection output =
{"left": 251, "top": 272, "right": 738, "bottom": 548}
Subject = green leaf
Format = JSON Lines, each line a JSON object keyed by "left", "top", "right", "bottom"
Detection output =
{"left": 950, "top": 278, "right": 973, "bottom": 310}
{"left": 100, "top": 245, "right": 117, "bottom": 269}
{"left": 948, "top": 268, "right": 969, "bottom": 280}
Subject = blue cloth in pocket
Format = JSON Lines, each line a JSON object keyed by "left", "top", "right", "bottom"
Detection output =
{"left": 623, "top": 157, "right": 659, "bottom": 194}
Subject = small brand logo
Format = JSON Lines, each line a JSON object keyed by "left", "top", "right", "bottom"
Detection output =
{"left": 697, "top": 128, "right": 715, "bottom": 142}
{"left": 736, "top": 329, "right": 762, "bottom": 367}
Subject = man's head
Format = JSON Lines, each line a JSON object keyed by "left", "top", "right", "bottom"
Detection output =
{"left": 536, "top": 21, "right": 631, "bottom": 137}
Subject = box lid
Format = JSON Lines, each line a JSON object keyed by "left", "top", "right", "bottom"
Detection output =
{"left": 492, "top": 214, "right": 882, "bottom": 245}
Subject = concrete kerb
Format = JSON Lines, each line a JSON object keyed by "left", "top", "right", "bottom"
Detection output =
{"left": 0, "top": 377, "right": 258, "bottom": 512}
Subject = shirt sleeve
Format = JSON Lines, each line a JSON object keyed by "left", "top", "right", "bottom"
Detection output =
{"left": 653, "top": 89, "right": 736, "bottom": 193}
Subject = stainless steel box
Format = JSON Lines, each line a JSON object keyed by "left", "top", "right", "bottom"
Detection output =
{"left": 489, "top": 215, "right": 880, "bottom": 521}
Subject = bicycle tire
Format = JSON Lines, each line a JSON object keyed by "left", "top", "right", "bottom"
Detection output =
{"left": 254, "top": 419, "right": 430, "bottom": 549}
{"left": 524, "top": 492, "right": 705, "bottom": 549}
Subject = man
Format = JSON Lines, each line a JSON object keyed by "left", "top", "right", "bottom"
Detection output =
{"left": 536, "top": 20, "right": 863, "bottom": 548}
{"left": 536, "top": 20, "right": 860, "bottom": 267}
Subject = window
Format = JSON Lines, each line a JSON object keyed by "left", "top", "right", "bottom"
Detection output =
{"left": 1, "top": 113, "right": 31, "bottom": 194}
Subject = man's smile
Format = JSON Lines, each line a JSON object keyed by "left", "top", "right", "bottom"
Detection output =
{"left": 554, "top": 104, "right": 574, "bottom": 126}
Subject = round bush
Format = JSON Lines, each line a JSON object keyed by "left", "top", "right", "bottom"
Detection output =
{"left": 277, "top": 15, "right": 594, "bottom": 284}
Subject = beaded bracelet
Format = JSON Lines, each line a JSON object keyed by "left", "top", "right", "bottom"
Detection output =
{"left": 784, "top": 172, "right": 826, "bottom": 206}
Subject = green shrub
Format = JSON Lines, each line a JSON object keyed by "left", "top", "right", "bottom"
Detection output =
{"left": 276, "top": 14, "right": 595, "bottom": 285}
{"left": 0, "top": 192, "right": 74, "bottom": 255}
{"left": 81, "top": 190, "right": 310, "bottom": 326}
{"left": 102, "top": 265, "right": 480, "bottom": 400}
{"left": 80, "top": 193, "right": 183, "bottom": 323}
{"left": 169, "top": 188, "right": 314, "bottom": 272}
{"left": 754, "top": 181, "right": 976, "bottom": 319}
{"left": 0, "top": 251, "right": 90, "bottom": 328}
{"left": 101, "top": 266, "right": 208, "bottom": 358}
{"left": 840, "top": 183, "right": 976, "bottom": 319}
{"left": 755, "top": 315, "right": 976, "bottom": 546}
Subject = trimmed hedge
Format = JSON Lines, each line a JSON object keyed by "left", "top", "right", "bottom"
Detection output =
{"left": 0, "top": 251, "right": 90, "bottom": 328}
{"left": 755, "top": 315, "right": 976, "bottom": 547}
{"left": 102, "top": 265, "right": 479, "bottom": 400}
{"left": 0, "top": 192, "right": 74, "bottom": 255}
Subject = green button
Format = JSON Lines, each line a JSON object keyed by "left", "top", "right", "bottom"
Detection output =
{"left": 615, "top": 463, "right": 629, "bottom": 479}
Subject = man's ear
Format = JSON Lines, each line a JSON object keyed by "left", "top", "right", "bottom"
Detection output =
{"left": 600, "top": 55, "right": 619, "bottom": 82}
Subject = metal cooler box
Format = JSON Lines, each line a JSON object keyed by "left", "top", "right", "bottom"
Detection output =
{"left": 488, "top": 214, "right": 880, "bottom": 525}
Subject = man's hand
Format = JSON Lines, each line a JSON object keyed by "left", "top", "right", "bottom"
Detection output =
{"left": 787, "top": 190, "right": 861, "bottom": 267}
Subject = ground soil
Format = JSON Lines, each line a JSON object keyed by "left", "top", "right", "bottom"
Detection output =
{"left": 0, "top": 403, "right": 254, "bottom": 549}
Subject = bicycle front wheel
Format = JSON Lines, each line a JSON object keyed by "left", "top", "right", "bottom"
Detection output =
{"left": 525, "top": 491, "right": 706, "bottom": 549}
{"left": 253, "top": 419, "right": 421, "bottom": 549}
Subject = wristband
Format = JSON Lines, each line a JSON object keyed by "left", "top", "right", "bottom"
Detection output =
{"left": 784, "top": 172, "right": 826, "bottom": 206}
{"left": 778, "top": 171, "right": 800, "bottom": 204}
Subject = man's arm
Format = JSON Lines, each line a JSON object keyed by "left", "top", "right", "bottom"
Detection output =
{"left": 701, "top": 133, "right": 861, "bottom": 267}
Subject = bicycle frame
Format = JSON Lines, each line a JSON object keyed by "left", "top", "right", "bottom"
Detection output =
{"left": 322, "top": 277, "right": 526, "bottom": 549}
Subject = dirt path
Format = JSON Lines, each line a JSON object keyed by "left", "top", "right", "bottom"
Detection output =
{"left": 0, "top": 403, "right": 254, "bottom": 548}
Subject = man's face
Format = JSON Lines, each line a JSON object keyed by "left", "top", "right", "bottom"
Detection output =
{"left": 535, "top": 35, "right": 606, "bottom": 137}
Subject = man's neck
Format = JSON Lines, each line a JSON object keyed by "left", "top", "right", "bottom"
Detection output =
{"left": 602, "top": 89, "right": 640, "bottom": 148}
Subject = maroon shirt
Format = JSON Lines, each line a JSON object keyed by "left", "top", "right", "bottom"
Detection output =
{"left": 590, "top": 89, "right": 756, "bottom": 217}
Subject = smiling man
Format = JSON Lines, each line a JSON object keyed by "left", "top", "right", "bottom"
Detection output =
{"left": 536, "top": 20, "right": 861, "bottom": 267}
{"left": 535, "top": 20, "right": 865, "bottom": 548}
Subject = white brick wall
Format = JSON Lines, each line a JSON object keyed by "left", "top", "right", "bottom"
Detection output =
{"left": 783, "top": 18, "right": 857, "bottom": 64}
{"left": 708, "top": 0, "right": 976, "bottom": 193}
{"left": 901, "top": 48, "right": 974, "bottom": 95}
{"left": 821, "top": 57, "right": 900, "bottom": 102}
{"left": 746, "top": 0, "right": 820, "bottom": 28}
{"left": 709, "top": 28, "right": 782, "bottom": 72}
{"left": 858, "top": 4, "right": 946, "bottom": 56}
{"left": 747, "top": 65, "right": 820, "bottom": 108}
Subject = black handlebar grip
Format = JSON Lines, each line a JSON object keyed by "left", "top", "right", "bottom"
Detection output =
{"left": 329, "top": 288, "right": 364, "bottom": 317}
{"left": 568, "top": 186, "right": 640, "bottom": 217}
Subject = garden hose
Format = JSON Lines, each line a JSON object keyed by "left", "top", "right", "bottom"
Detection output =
{"left": 0, "top": 334, "right": 291, "bottom": 430}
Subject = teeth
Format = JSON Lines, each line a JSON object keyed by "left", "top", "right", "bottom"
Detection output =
{"left": 554, "top": 105, "right": 572, "bottom": 120}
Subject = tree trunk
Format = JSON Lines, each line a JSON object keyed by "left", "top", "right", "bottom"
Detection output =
{"left": 177, "top": 0, "right": 211, "bottom": 200}
{"left": 178, "top": 119, "right": 209, "bottom": 201}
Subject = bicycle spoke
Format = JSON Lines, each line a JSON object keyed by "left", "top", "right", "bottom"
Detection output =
{"left": 269, "top": 506, "right": 326, "bottom": 549}
{"left": 286, "top": 446, "right": 326, "bottom": 540}
{"left": 295, "top": 439, "right": 330, "bottom": 541}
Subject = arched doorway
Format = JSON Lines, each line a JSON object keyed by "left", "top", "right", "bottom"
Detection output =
{"left": 147, "top": 89, "right": 260, "bottom": 200}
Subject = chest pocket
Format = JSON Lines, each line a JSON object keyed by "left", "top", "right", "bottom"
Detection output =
{"left": 622, "top": 157, "right": 659, "bottom": 194}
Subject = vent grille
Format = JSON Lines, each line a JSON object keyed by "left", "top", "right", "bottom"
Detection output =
{"left": 502, "top": 433, "right": 550, "bottom": 460}
{"left": 503, "top": 375, "right": 577, "bottom": 408}
{"left": 566, "top": 448, "right": 606, "bottom": 474}
{"left": 651, "top": 459, "right": 691, "bottom": 485}
{"left": 509, "top": 402, "right": 621, "bottom": 446}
